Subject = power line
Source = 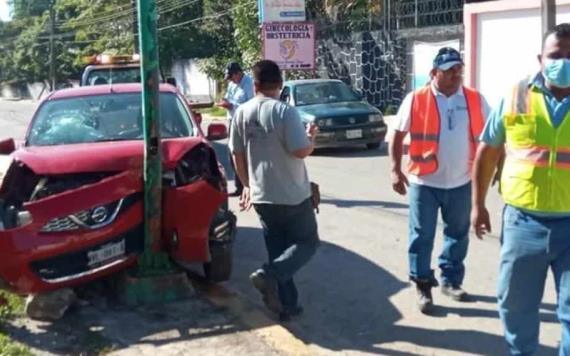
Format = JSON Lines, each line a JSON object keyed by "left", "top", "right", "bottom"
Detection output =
{"left": 158, "top": 4, "right": 246, "bottom": 31}
{"left": 56, "top": 0, "right": 197, "bottom": 29}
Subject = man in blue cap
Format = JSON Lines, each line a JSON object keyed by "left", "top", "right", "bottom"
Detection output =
{"left": 217, "top": 61, "right": 254, "bottom": 196}
{"left": 389, "top": 47, "right": 490, "bottom": 313}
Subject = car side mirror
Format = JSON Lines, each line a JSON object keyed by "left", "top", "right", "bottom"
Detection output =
{"left": 0, "top": 138, "right": 16, "bottom": 155}
{"left": 354, "top": 89, "right": 365, "bottom": 100}
{"left": 207, "top": 123, "right": 228, "bottom": 141}
{"left": 166, "top": 77, "right": 177, "bottom": 87}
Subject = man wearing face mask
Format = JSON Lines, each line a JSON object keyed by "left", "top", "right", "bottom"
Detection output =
{"left": 472, "top": 23, "right": 570, "bottom": 355}
{"left": 390, "top": 47, "right": 491, "bottom": 314}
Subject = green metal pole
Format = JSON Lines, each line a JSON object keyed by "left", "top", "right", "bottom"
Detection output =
{"left": 137, "top": 0, "right": 171, "bottom": 274}
{"left": 118, "top": 0, "right": 191, "bottom": 306}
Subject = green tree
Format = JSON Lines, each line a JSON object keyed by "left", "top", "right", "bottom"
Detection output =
{"left": 9, "top": 0, "right": 50, "bottom": 18}
{"left": 232, "top": 0, "right": 260, "bottom": 69}
{"left": 157, "top": 0, "right": 216, "bottom": 75}
{"left": 199, "top": 0, "right": 241, "bottom": 80}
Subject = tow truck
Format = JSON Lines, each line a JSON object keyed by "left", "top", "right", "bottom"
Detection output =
{"left": 81, "top": 54, "right": 211, "bottom": 123}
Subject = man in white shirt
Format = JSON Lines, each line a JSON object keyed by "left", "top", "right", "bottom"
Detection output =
{"left": 389, "top": 47, "right": 490, "bottom": 314}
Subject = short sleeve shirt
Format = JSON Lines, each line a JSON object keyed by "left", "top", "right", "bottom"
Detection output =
{"left": 224, "top": 74, "right": 255, "bottom": 119}
{"left": 395, "top": 83, "right": 491, "bottom": 189}
{"left": 228, "top": 96, "right": 312, "bottom": 205}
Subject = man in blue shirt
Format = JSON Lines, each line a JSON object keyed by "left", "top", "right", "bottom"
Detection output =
{"left": 472, "top": 23, "right": 570, "bottom": 355}
{"left": 217, "top": 62, "right": 254, "bottom": 196}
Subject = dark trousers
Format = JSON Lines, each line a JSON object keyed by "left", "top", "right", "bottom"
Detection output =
{"left": 254, "top": 198, "right": 319, "bottom": 309}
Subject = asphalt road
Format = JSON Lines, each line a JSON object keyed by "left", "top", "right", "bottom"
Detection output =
{"left": 0, "top": 99, "right": 561, "bottom": 355}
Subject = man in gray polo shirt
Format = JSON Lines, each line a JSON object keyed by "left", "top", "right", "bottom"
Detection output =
{"left": 229, "top": 60, "right": 319, "bottom": 321}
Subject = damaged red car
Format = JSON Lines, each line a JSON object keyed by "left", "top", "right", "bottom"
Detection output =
{"left": 0, "top": 84, "right": 236, "bottom": 295}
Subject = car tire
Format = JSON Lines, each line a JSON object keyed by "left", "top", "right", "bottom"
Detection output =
{"left": 366, "top": 142, "right": 381, "bottom": 150}
{"left": 203, "top": 243, "right": 233, "bottom": 283}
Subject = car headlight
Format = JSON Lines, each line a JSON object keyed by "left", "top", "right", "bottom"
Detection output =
{"left": 316, "top": 119, "right": 333, "bottom": 127}
{"left": 369, "top": 114, "right": 383, "bottom": 122}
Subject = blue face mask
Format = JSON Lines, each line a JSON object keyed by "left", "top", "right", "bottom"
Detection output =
{"left": 543, "top": 58, "right": 570, "bottom": 88}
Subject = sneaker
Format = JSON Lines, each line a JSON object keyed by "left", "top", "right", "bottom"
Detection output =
{"left": 441, "top": 284, "right": 467, "bottom": 301}
{"left": 415, "top": 280, "right": 434, "bottom": 314}
{"left": 279, "top": 305, "right": 304, "bottom": 322}
{"left": 249, "top": 269, "right": 282, "bottom": 314}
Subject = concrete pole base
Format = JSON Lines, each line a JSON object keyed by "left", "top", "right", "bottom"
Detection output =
{"left": 116, "top": 271, "right": 195, "bottom": 306}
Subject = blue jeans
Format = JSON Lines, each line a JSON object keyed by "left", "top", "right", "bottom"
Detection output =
{"left": 408, "top": 182, "right": 471, "bottom": 286}
{"left": 498, "top": 205, "right": 570, "bottom": 356}
{"left": 254, "top": 198, "right": 319, "bottom": 310}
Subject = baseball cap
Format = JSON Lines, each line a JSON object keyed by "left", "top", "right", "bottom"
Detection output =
{"left": 224, "top": 62, "right": 242, "bottom": 80}
{"left": 433, "top": 47, "right": 463, "bottom": 71}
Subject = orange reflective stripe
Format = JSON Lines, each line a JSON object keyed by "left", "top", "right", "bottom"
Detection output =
{"left": 556, "top": 152, "right": 570, "bottom": 170}
{"left": 410, "top": 133, "right": 438, "bottom": 141}
{"left": 464, "top": 87, "right": 485, "bottom": 141}
{"left": 506, "top": 145, "right": 550, "bottom": 167}
{"left": 409, "top": 154, "right": 437, "bottom": 163}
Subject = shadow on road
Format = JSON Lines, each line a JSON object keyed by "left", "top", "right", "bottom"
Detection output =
{"left": 321, "top": 197, "right": 409, "bottom": 210}
{"left": 313, "top": 144, "right": 388, "bottom": 158}
{"left": 232, "top": 226, "right": 559, "bottom": 355}
{"left": 4, "top": 287, "right": 248, "bottom": 354}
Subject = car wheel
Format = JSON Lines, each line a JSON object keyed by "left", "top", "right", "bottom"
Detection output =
{"left": 203, "top": 243, "right": 233, "bottom": 283}
{"left": 366, "top": 142, "right": 381, "bottom": 150}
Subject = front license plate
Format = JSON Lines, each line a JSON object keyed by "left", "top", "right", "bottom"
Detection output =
{"left": 87, "top": 239, "right": 125, "bottom": 267}
{"left": 346, "top": 129, "right": 363, "bottom": 139}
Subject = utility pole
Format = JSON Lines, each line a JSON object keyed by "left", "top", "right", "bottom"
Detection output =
{"left": 118, "top": 0, "right": 191, "bottom": 307}
{"left": 49, "top": 0, "right": 55, "bottom": 91}
{"left": 541, "top": 0, "right": 556, "bottom": 37}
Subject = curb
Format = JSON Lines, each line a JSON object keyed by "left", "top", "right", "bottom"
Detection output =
{"left": 195, "top": 281, "right": 314, "bottom": 356}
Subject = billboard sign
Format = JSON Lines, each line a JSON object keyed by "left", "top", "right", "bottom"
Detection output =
{"left": 262, "top": 22, "right": 315, "bottom": 70}
{"left": 258, "top": 0, "right": 306, "bottom": 23}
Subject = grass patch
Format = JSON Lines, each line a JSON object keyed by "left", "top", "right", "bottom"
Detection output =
{"left": 200, "top": 106, "right": 227, "bottom": 118}
{"left": 0, "top": 291, "right": 31, "bottom": 356}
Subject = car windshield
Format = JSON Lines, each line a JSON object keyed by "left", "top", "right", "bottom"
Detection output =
{"left": 85, "top": 67, "right": 140, "bottom": 85}
{"left": 294, "top": 82, "right": 360, "bottom": 106}
{"left": 27, "top": 93, "right": 194, "bottom": 146}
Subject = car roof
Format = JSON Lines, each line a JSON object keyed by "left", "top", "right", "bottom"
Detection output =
{"left": 284, "top": 79, "right": 344, "bottom": 86}
{"left": 46, "top": 83, "right": 178, "bottom": 100}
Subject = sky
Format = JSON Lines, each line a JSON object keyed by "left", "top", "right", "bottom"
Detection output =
{"left": 0, "top": 0, "right": 10, "bottom": 22}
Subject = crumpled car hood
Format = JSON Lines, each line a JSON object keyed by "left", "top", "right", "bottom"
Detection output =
{"left": 13, "top": 138, "right": 205, "bottom": 174}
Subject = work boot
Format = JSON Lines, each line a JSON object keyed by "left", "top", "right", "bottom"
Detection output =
{"left": 279, "top": 305, "right": 304, "bottom": 322}
{"left": 441, "top": 283, "right": 468, "bottom": 301}
{"left": 249, "top": 269, "right": 282, "bottom": 314}
{"left": 415, "top": 280, "right": 434, "bottom": 314}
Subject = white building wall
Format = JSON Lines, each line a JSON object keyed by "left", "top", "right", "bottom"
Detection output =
{"left": 466, "top": 0, "right": 570, "bottom": 108}
{"left": 171, "top": 59, "right": 217, "bottom": 102}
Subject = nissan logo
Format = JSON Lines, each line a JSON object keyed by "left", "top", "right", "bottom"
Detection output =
{"left": 91, "top": 206, "right": 108, "bottom": 224}
{"left": 349, "top": 117, "right": 356, "bottom": 124}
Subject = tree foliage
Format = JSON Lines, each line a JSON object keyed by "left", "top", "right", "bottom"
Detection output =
{"left": 9, "top": 0, "right": 50, "bottom": 19}
{"left": 0, "top": 0, "right": 378, "bottom": 84}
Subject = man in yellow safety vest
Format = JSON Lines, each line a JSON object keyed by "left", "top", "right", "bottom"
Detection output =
{"left": 472, "top": 23, "right": 570, "bottom": 355}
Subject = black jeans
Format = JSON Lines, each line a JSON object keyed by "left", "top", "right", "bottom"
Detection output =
{"left": 254, "top": 198, "right": 319, "bottom": 309}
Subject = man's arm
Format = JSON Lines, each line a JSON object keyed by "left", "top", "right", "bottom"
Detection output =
{"left": 471, "top": 143, "right": 502, "bottom": 238}
{"left": 232, "top": 151, "right": 249, "bottom": 188}
{"left": 389, "top": 130, "right": 409, "bottom": 195}
{"left": 388, "top": 93, "right": 413, "bottom": 195}
{"left": 292, "top": 123, "right": 317, "bottom": 158}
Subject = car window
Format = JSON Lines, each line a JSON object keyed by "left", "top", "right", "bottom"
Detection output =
{"left": 280, "top": 86, "right": 291, "bottom": 103}
{"left": 27, "top": 93, "right": 194, "bottom": 146}
{"left": 85, "top": 68, "right": 140, "bottom": 85}
{"left": 294, "top": 82, "right": 360, "bottom": 106}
